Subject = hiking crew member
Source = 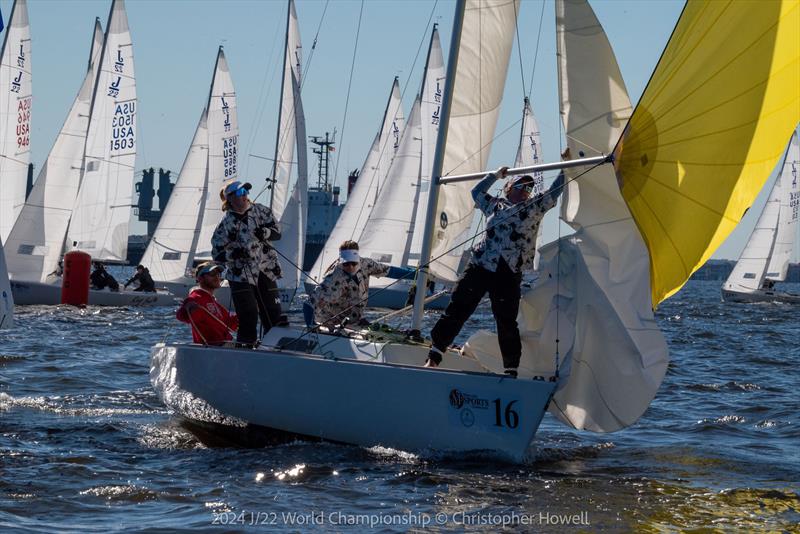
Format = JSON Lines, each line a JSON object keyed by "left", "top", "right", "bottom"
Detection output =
{"left": 211, "top": 181, "right": 282, "bottom": 345}
{"left": 124, "top": 264, "right": 156, "bottom": 292}
{"left": 304, "top": 241, "right": 415, "bottom": 328}
{"left": 176, "top": 262, "right": 238, "bottom": 345}
{"left": 425, "top": 164, "right": 565, "bottom": 377}
{"left": 89, "top": 262, "right": 120, "bottom": 292}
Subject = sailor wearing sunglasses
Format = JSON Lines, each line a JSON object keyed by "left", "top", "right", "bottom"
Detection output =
{"left": 425, "top": 156, "right": 566, "bottom": 378}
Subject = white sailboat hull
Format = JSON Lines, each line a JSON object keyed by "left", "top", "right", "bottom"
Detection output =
{"left": 151, "top": 327, "right": 555, "bottom": 461}
{"left": 721, "top": 287, "right": 800, "bottom": 304}
{"left": 10, "top": 279, "right": 177, "bottom": 307}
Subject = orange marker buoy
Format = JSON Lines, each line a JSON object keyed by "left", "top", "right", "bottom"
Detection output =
{"left": 61, "top": 251, "right": 91, "bottom": 306}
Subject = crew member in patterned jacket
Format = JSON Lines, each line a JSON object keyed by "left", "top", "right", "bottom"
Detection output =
{"left": 303, "top": 240, "right": 415, "bottom": 329}
{"left": 424, "top": 161, "right": 565, "bottom": 377}
{"left": 211, "top": 181, "right": 282, "bottom": 345}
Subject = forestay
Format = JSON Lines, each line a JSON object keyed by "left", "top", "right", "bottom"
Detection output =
{"left": 68, "top": 0, "right": 136, "bottom": 263}
{"left": 310, "top": 78, "right": 404, "bottom": 280}
{"left": 0, "top": 0, "right": 32, "bottom": 242}
{"left": 467, "top": 0, "right": 668, "bottom": 433}
{"left": 616, "top": 0, "right": 800, "bottom": 305}
{"left": 195, "top": 48, "right": 238, "bottom": 261}
{"left": 5, "top": 20, "right": 103, "bottom": 282}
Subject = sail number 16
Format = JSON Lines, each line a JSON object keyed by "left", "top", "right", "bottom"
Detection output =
{"left": 493, "top": 399, "right": 519, "bottom": 429}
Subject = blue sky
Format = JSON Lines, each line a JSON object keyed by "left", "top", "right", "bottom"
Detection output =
{"left": 5, "top": 0, "right": 796, "bottom": 261}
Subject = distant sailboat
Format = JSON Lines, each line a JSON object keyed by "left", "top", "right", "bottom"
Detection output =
{"left": 0, "top": 0, "right": 31, "bottom": 242}
{"left": 0, "top": 238, "right": 13, "bottom": 329}
{"left": 722, "top": 129, "right": 800, "bottom": 304}
{"left": 9, "top": 1, "right": 174, "bottom": 306}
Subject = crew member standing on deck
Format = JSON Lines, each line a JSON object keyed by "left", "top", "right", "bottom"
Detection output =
{"left": 424, "top": 157, "right": 566, "bottom": 377}
{"left": 176, "top": 261, "right": 239, "bottom": 345}
{"left": 212, "top": 181, "right": 282, "bottom": 346}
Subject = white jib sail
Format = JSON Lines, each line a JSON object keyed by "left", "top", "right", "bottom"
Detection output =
{"left": 270, "top": 0, "right": 303, "bottom": 221}
{"left": 275, "top": 70, "right": 308, "bottom": 292}
{"left": 139, "top": 110, "right": 209, "bottom": 282}
{"left": 310, "top": 77, "right": 404, "bottom": 281}
{"left": 68, "top": 0, "right": 136, "bottom": 262}
{"left": 5, "top": 19, "right": 103, "bottom": 282}
{"left": 467, "top": 0, "right": 668, "bottom": 433}
{"left": 195, "top": 47, "right": 238, "bottom": 260}
{"left": 428, "top": 0, "right": 519, "bottom": 282}
{"left": 764, "top": 129, "right": 799, "bottom": 282}
{"left": 358, "top": 98, "right": 423, "bottom": 267}
{"left": 408, "top": 26, "right": 445, "bottom": 268}
{"left": 0, "top": 0, "right": 32, "bottom": 242}
{"left": 0, "top": 238, "right": 13, "bottom": 329}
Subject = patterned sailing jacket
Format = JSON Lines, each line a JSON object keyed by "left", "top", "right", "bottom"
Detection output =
{"left": 310, "top": 258, "right": 390, "bottom": 326}
{"left": 470, "top": 171, "right": 564, "bottom": 273}
{"left": 211, "top": 202, "right": 282, "bottom": 285}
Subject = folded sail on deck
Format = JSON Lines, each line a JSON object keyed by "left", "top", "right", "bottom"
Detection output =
{"left": 615, "top": 0, "right": 800, "bottom": 305}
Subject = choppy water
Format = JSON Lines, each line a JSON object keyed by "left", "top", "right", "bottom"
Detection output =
{"left": 1, "top": 280, "right": 798, "bottom": 532}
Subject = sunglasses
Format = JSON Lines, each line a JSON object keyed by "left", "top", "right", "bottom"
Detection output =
{"left": 342, "top": 261, "right": 359, "bottom": 268}
{"left": 227, "top": 187, "right": 248, "bottom": 198}
{"left": 512, "top": 182, "right": 534, "bottom": 193}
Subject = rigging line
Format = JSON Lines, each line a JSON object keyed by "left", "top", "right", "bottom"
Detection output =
{"left": 526, "top": 0, "right": 547, "bottom": 99}
{"left": 512, "top": 0, "right": 527, "bottom": 99}
{"left": 330, "top": 0, "right": 366, "bottom": 192}
{"left": 299, "top": 0, "right": 330, "bottom": 91}
{"left": 344, "top": 0, "right": 439, "bottom": 243}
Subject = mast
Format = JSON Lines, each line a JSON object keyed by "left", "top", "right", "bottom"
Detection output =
{"left": 410, "top": 1, "right": 466, "bottom": 331}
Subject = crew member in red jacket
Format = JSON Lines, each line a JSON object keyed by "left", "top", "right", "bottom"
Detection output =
{"left": 176, "top": 262, "right": 238, "bottom": 345}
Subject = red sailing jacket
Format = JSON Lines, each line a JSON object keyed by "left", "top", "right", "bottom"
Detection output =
{"left": 176, "top": 288, "right": 238, "bottom": 345}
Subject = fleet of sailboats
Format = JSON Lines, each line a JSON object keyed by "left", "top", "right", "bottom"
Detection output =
{"left": 2, "top": 0, "right": 798, "bottom": 459}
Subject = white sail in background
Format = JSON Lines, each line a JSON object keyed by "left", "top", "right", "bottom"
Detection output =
{"left": 310, "top": 77, "right": 404, "bottom": 280}
{"left": 5, "top": 20, "right": 103, "bottom": 282}
{"left": 358, "top": 99, "right": 422, "bottom": 266}
{"left": 195, "top": 47, "right": 238, "bottom": 260}
{"left": 428, "top": 0, "right": 519, "bottom": 282}
{"left": 468, "top": 0, "right": 668, "bottom": 433}
{"left": 139, "top": 110, "right": 209, "bottom": 282}
{"left": 764, "top": 130, "right": 799, "bottom": 282}
{"left": 725, "top": 129, "right": 799, "bottom": 292}
{"left": 0, "top": 0, "right": 32, "bottom": 242}
{"left": 275, "top": 71, "right": 308, "bottom": 292}
{"left": 270, "top": 0, "right": 303, "bottom": 221}
{"left": 0, "top": 238, "right": 13, "bottom": 329}
{"left": 408, "top": 27, "right": 445, "bottom": 268}
{"left": 68, "top": 0, "right": 136, "bottom": 262}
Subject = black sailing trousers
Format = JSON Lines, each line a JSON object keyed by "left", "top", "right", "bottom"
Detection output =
{"left": 430, "top": 259, "right": 523, "bottom": 369}
{"left": 229, "top": 272, "right": 282, "bottom": 345}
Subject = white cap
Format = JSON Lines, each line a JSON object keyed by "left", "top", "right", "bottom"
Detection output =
{"left": 340, "top": 249, "right": 360, "bottom": 263}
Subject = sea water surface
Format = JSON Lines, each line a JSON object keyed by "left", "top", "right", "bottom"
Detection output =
{"left": 1, "top": 279, "right": 798, "bottom": 532}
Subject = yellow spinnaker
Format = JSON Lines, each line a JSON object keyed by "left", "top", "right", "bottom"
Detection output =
{"left": 615, "top": 0, "right": 800, "bottom": 306}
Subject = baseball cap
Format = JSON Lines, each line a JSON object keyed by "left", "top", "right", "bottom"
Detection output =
{"left": 222, "top": 181, "right": 252, "bottom": 198}
{"left": 340, "top": 249, "right": 360, "bottom": 263}
{"left": 195, "top": 261, "right": 224, "bottom": 278}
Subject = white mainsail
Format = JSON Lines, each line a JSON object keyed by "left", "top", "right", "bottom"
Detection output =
{"left": 0, "top": 0, "right": 32, "bottom": 242}
{"left": 139, "top": 110, "right": 209, "bottom": 282}
{"left": 764, "top": 129, "right": 799, "bottom": 282}
{"left": 310, "top": 78, "right": 404, "bottom": 280}
{"left": 515, "top": 96, "right": 545, "bottom": 270}
{"left": 427, "top": 0, "right": 519, "bottom": 283}
{"left": 0, "top": 238, "right": 13, "bottom": 329}
{"left": 195, "top": 47, "right": 238, "bottom": 260}
{"left": 5, "top": 20, "right": 103, "bottom": 282}
{"left": 358, "top": 98, "right": 422, "bottom": 266}
{"left": 271, "top": 0, "right": 308, "bottom": 295}
{"left": 725, "top": 129, "right": 800, "bottom": 292}
{"left": 68, "top": 0, "right": 136, "bottom": 263}
{"left": 468, "top": 0, "right": 668, "bottom": 433}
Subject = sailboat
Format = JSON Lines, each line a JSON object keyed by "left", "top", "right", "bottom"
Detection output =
{"left": 8, "top": 1, "right": 174, "bottom": 307}
{"left": 0, "top": 0, "right": 31, "bottom": 243}
{"left": 139, "top": 46, "right": 238, "bottom": 307}
{"left": 722, "top": 129, "right": 800, "bottom": 304}
{"left": 0, "top": 238, "right": 13, "bottom": 329}
{"left": 151, "top": 0, "right": 799, "bottom": 460}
